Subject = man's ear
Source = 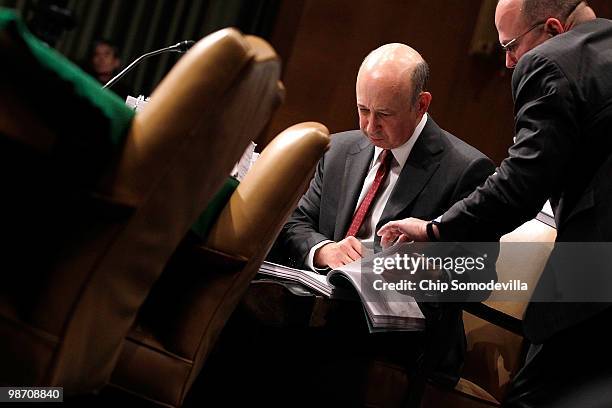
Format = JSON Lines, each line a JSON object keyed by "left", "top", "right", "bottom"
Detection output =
{"left": 418, "top": 92, "right": 432, "bottom": 115}
{"left": 544, "top": 18, "right": 565, "bottom": 36}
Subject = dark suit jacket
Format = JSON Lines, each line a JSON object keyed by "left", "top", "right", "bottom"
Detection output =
{"left": 278, "top": 117, "right": 494, "bottom": 386}
{"left": 439, "top": 19, "right": 612, "bottom": 343}
{"left": 281, "top": 116, "right": 494, "bottom": 267}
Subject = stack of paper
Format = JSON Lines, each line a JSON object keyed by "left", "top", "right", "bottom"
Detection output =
{"left": 327, "top": 253, "right": 425, "bottom": 332}
{"left": 231, "top": 142, "right": 258, "bottom": 181}
{"left": 258, "top": 261, "right": 335, "bottom": 297}
{"left": 258, "top": 252, "right": 425, "bottom": 332}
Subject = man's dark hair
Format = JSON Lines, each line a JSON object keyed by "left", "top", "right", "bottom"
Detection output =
{"left": 91, "top": 38, "right": 120, "bottom": 58}
{"left": 521, "top": 0, "right": 584, "bottom": 24}
{"left": 410, "top": 60, "right": 429, "bottom": 105}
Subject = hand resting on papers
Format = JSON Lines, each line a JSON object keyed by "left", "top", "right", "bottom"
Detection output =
{"left": 314, "top": 236, "right": 363, "bottom": 269}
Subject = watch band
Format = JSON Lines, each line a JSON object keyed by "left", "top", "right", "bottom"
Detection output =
{"left": 426, "top": 220, "right": 440, "bottom": 242}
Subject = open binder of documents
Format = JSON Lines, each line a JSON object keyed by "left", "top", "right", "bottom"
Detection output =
{"left": 259, "top": 245, "right": 425, "bottom": 332}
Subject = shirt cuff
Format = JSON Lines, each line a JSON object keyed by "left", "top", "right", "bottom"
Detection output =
{"left": 306, "top": 239, "right": 334, "bottom": 272}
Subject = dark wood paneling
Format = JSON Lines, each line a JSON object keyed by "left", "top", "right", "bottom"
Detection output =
{"left": 590, "top": 0, "right": 612, "bottom": 18}
{"left": 267, "top": 0, "right": 612, "bottom": 163}
{"left": 266, "top": 0, "right": 514, "bottom": 163}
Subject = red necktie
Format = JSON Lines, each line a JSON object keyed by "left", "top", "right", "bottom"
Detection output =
{"left": 345, "top": 149, "right": 393, "bottom": 237}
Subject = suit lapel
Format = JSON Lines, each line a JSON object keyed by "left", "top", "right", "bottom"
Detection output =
{"left": 377, "top": 118, "right": 444, "bottom": 230}
{"left": 334, "top": 137, "right": 373, "bottom": 240}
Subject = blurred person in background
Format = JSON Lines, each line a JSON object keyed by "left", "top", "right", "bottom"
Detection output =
{"left": 85, "top": 38, "right": 131, "bottom": 100}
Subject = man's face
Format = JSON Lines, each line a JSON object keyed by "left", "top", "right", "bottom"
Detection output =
{"left": 92, "top": 43, "right": 120, "bottom": 75}
{"left": 496, "top": 0, "right": 548, "bottom": 68}
{"left": 356, "top": 71, "right": 422, "bottom": 149}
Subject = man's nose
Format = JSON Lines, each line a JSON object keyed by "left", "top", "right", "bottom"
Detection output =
{"left": 506, "top": 52, "right": 517, "bottom": 69}
{"left": 367, "top": 115, "right": 378, "bottom": 133}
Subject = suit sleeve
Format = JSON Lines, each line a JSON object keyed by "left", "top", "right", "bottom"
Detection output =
{"left": 440, "top": 53, "right": 579, "bottom": 241}
{"left": 448, "top": 156, "right": 496, "bottom": 206}
{"left": 280, "top": 154, "right": 333, "bottom": 267}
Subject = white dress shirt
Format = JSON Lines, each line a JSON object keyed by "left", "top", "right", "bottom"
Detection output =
{"left": 306, "top": 113, "right": 429, "bottom": 271}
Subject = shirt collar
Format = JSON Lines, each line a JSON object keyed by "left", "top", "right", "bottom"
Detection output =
{"left": 373, "top": 112, "right": 428, "bottom": 169}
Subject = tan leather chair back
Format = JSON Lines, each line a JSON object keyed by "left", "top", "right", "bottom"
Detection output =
{"left": 206, "top": 122, "right": 329, "bottom": 256}
{"left": 0, "top": 27, "right": 282, "bottom": 394}
{"left": 109, "top": 122, "right": 330, "bottom": 407}
{"left": 460, "top": 218, "right": 557, "bottom": 402}
{"left": 106, "top": 31, "right": 283, "bottom": 203}
{"left": 422, "top": 217, "right": 557, "bottom": 406}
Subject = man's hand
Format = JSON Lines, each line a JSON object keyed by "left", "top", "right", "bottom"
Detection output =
{"left": 377, "top": 217, "right": 430, "bottom": 247}
{"left": 314, "top": 236, "right": 363, "bottom": 269}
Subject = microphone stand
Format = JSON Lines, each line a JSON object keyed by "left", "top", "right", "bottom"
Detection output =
{"left": 103, "top": 41, "right": 195, "bottom": 89}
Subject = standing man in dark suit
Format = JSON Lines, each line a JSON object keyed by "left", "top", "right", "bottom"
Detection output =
{"left": 378, "top": 1, "right": 612, "bottom": 406}
{"left": 280, "top": 43, "right": 494, "bottom": 271}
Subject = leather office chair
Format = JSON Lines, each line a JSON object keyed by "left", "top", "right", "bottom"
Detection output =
{"left": 0, "top": 11, "right": 282, "bottom": 395}
{"left": 108, "top": 122, "right": 330, "bottom": 407}
{"left": 421, "top": 217, "right": 557, "bottom": 407}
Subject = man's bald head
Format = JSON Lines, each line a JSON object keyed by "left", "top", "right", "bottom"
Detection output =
{"left": 520, "top": 0, "right": 590, "bottom": 25}
{"left": 357, "top": 43, "right": 429, "bottom": 106}
{"left": 496, "top": 0, "right": 595, "bottom": 67}
{"left": 355, "top": 43, "right": 432, "bottom": 149}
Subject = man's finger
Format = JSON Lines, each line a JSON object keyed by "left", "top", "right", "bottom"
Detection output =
{"left": 397, "top": 234, "right": 410, "bottom": 243}
{"left": 345, "top": 246, "right": 362, "bottom": 262}
{"left": 346, "top": 236, "right": 364, "bottom": 256}
{"left": 377, "top": 221, "right": 399, "bottom": 236}
{"left": 381, "top": 227, "right": 402, "bottom": 246}
{"left": 328, "top": 260, "right": 343, "bottom": 269}
{"left": 380, "top": 232, "right": 394, "bottom": 247}
{"left": 340, "top": 253, "right": 356, "bottom": 265}
{"left": 337, "top": 241, "right": 361, "bottom": 262}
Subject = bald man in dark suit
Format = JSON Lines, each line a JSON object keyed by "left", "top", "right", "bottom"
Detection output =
{"left": 281, "top": 44, "right": 494, "bottom": 272}
{"left": 378, "top": 1, "right": 612, "bottom": 406}
{"left": 277, "top": 44, "right": 494, "bottom": 396}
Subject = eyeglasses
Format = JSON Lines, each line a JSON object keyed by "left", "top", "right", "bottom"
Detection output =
{"left": 500, "top": 21, "right": 546, "bottom": 54}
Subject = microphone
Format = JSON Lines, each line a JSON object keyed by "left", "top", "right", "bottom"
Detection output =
{"left": 103, "top": 40, "right": 196, "bottom": 89}
{"left": 174, "top": 40, "right": 195, "bottom": 53}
